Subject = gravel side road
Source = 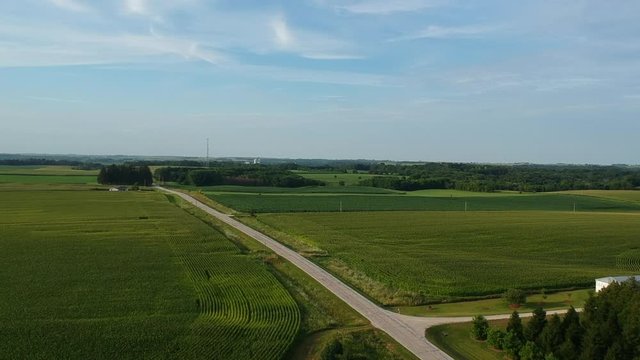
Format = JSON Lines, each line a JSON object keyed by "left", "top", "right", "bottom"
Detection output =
{"left": 158, "top": 187, "right": 572, "bottom": 359}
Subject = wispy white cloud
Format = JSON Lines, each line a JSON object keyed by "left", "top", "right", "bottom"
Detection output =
{"left": 49, "top": 0, "right": 90, "bottom": 12}
{"left": 271, "top": 16, "right": 294, "bottom": 49}
{"left": 391, "top": 24, "right": 499, "bottom": 41}
{"left": 333, "top": 0, "right": 449, "bottom": 15}
{"left": 533, "top": 77, "right": 602, "bottom": 92}
{"left": 268, "top": 15, "right": 361, "bottom": 60}
{"left": 0, "top": 21, "right": 225, "bottom": 67}
{"left": 302, "top": 53, "right": 363, "bottom": 60}
{"left": 227, "top": 64, "right": 396, "bottom": 87}
{"left": 123, "top": 0, "right": 148, "bottom": 15}
{"left": 27, "top": 96, "right": 83, "bottom": 103}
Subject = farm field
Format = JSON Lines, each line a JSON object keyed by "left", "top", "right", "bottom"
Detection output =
{"left": 0, "top": 190, "right": 300, "bottom": 359}
{"left": 209, "top": 192, "right": 640, "bottom": 213}
{"left": 0, "top": 165, "right": 98, "bottom": 184}
{"left": 178, "top": 184, "right": 399, "bottom": 194}
{"left": 0, "top": 165, "right": 99, "bottom": 175}
{"left": 559, "top": 190, "right": 640, "bottom": 203}
{"left": 292, "top": 171, "right": 387, "bottom": 186}
{"left": 252, "top": 211, "right": 640, "bottom": 304}
{"left": 0, "top": 174, "right": 97, "bottom": 184}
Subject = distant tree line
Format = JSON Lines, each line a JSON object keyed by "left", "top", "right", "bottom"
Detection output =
{"left": 98, "top": 165, "right": 153, "bottom": 186}
{"left": 0, "top": 158, "right": 101, "bottom": 169}
{"left": 154, "top": 164, "right": 323, "bottom": 188}
{"left": 472, "top": 279, "right": 640, "bottom": 359}
{"left": 355, "top": 163, "right": 640, "bottom": 192}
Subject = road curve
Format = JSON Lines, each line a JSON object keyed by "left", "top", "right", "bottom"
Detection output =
{"left": 158, "top": 187, "right": 572, "bottom": 359}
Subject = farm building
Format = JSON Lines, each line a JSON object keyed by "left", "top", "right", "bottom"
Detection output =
{"left": 108, "top": 186, "right": 128, "bottom": 192}
{"left": 595, "top": 275, "right": 640, "bottom": 292}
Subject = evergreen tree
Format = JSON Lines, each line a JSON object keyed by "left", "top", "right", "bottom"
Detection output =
{"left": 471, "top": 315, "right": 489, "bottom": 340}
{"left": 556, "top": 307, "right": 582, "bottom": 360}
{"left": 487, "top": 328, "right": 506, "bottom": 350}
{"left": 525, "top": 307, "right": 547, "bottom": 342}
{"left": 507, "top": 311, "right": 524, "bottom": 341}
{"left": 539, "top": 314, "right": 563, "bottom": 354}
{"left": 520, "top": 341, "right": 544, "bottom": 360}
{"left": 504, "top": 330, "right": 524, "bottom": 360}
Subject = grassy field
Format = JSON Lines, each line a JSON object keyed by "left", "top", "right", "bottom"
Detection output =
{"left": 0, "top": 165, "right": 99, "bottom": 175}
{"left": 0, "top": 190, "right": 300, "bottom": 359}
{"left": 209, "top": 192, "right": 640, "bottom": 213}
{"left": 426, "top": 319, "right": 509, "bottom": 360}
{"left": 0, "top": 174, "right": 97, "bottom": 184}
{"left": 0, "top": 165, "right": 98, "bottom": 184}
{"left": 560, "top": 190, "right": 640, "bottom": 203}
{"left": 178, "top": 184, "right": 399, "bottom": 194}
{"left": 408, "top": 189, "right": 524, "bottom": 197}
{"left": 292, "top": 171, "right": 386, "bottom": 186}
{"left": 250, "top": 211, "right": 640, "bottom": 304}
{"left": 395, "top": 289, "right": 590, "bottom": 317}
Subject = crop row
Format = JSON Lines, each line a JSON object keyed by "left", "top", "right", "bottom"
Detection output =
{"left": 160, "top": 226, "right": 300, "bottom": 360}
{"left": 257, "top": 211, "right": 640, "bottom": 304}
{"left": 209, "top": 192, "right": 640, "bottom": 213}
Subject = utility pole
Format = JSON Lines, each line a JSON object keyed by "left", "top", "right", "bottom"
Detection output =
{"left": 206, "top": 138, "right": 210, "bottom": 168}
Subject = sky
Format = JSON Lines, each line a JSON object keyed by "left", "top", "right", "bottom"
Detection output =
{"left": 1, "top": 0, "right": 639, "bottom": 164}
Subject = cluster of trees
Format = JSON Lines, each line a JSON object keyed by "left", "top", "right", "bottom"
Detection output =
{"left": 0, "top": 158, "right": 100, "bottom": 168}
{"left": 472, "top": 280, "right": 640, "bottom": 359}
{"left": 154, "top": 164, "right": 323, "bottom": 188}
{"left": 356, "top": 163, "right": 640, "bottom": 193}
{"left": 97, "top": 165, "right": 153, "bottom": 186}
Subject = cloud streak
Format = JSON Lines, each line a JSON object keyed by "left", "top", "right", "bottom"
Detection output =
{"left": 390, "top": 24, "right": 499, "bottom": 41}
{"left": 268, "top": 15, "right": 361, "bottom": 60}
{"left": 334, "top": 0, "right": 450, "bottom": 15}
{"left": 49, "top": 0, "right": 90, "bottom": 12}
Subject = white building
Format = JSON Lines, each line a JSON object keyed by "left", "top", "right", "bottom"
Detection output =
{"left": 595, "top": 275, "right": 640, "bottom": 292}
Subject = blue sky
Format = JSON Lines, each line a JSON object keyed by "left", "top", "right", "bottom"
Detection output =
{"left": 1, "top": 0, "right": 639, "bottom": 163}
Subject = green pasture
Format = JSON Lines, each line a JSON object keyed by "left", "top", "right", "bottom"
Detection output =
{"left": 0, "top": 174, "right": 97, "bottom": 184}
{"left": 0, "top": 165, "right": 99, "bottom": 175}
{"left": 209, "top": 192, "right": 640, "bottom": 213}
{"left": 0, "top": 190, "right": 299, "bottom": 359}
{"left": 559, "top": 190, "right": 640, "bottom": 203}
{"left": 181, "top": 184, "right": 398, "bottom": 194}
{"left": 293, "top": 171, "right": 387, "bottom": 186}
{"left": 253, "top": 211, "right": 640, "bottom": 304}
{"left": 408, "top": 189, "right": 524, "bottom": 197}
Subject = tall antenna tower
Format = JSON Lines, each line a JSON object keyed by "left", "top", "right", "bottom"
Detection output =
{"left": 206, "top": 138, "right": 210, "bottom": 168}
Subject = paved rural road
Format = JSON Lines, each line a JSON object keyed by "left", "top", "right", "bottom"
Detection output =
{"left": 158, "top": 187, "right": 571, "bottom": 360}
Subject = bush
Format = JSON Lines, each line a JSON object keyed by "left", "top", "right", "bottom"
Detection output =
{"left": 504, "top": 330, "right": 524, "bottom": 360}
{"left": 520, "top": 341, "right": 544, "bottom": 360}
{"left": 487, "top": 328, "right": 506, "bottom": 350}
{"left": 504, "top": 288, "right": 527, "bottom": 306}
{"left": 472, "top": 315, "right": 489, "bottom": 340}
